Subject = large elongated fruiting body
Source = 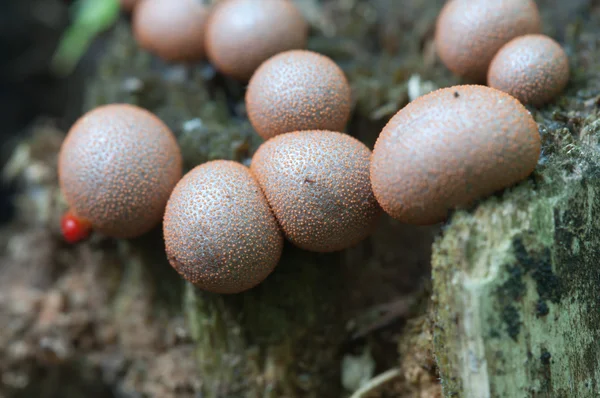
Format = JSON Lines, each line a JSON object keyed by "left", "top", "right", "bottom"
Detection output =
{"left": 59, "top": 103, "right": 182, "bottom": 238}
{"left": 246, "top": 50, "right": 352, "bottom": 140}
{"left": 370, "top": 85, "right": 541, "bottom": 225}
{"left": 205, "top": 0, "right": 308, "bottom": 80}
{"left": 250, "top": 130, "right": 381, "bottom": 252}
{"left": 435, "top": 0, "right": 541, "bottom": 82}
{"left": 163, "top": 160, "right": 283, "bottom": 294}
{"left": 488, "top": 34, "right": 570, "bottom": 106}
{"left": 133, "top": 0, "right": 209, "bottom": 62}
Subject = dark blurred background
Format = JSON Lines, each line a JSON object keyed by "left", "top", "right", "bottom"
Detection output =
{"left": 0, "top": 0, "right": 78, "bottom": 226}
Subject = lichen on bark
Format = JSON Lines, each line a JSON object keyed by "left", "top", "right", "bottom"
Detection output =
{"left": 431, "top": 8, "right": 600, "bottom": 391}
{"left": 432, "top": 135, "right": 600, "bottom": 396}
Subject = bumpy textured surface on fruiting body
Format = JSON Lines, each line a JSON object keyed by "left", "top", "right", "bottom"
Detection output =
{"left": 435, "top": 0, "right": 541, "bottom": 82}
{"left": 163, "top": 160, "right": 283, "bottom": 294}
{"left": 370, "top": 85, "right": 541, "bottom": 225}
{"left": 488, "top": 34, "right": 570, "bottom": 106}
{"left": 205, "top": 0, "right": 308, "bottom": 80}
{"left": 246, "top": 50, "right": 352, "bottom": 140}
{"left": 133, "top": 0, "right": 209, "bottom": 62}
{"left": 250, "top": 130, "right": 381, "bottom": 252}
{"left": 59, "top": 103, "right": 182, "bottom": 238}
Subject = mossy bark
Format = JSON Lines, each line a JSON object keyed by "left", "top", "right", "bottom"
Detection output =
{"left": 4, "top": 0, "right": 600, "bottom": 397}
{"left": 432, "top": 124, "right": 600, "bottom": 397}
{"left": 428, "top": 2, "right": 600, "bottom": 396}
{"left": 181, "top": 245, "right": 347, "bottom": 397}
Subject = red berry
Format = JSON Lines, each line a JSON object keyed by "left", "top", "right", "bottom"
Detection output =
{"left": 61, "top": 210, "right": 92, "bottom": 244}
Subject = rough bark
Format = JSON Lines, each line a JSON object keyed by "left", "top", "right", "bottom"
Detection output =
{"left": 2, "top": 0, "right": 598, "bottom": 397}
{"left": 433, "top": 139, "right": 600, "bottom": 397}
{"left": 430, "top": 2, "right": 600, "bottom": 396}
{"left": 432, "top": 78, "right": 600, "bottom": 398}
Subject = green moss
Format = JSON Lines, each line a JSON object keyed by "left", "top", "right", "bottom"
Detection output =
{"left": 180, "top": 243, "right": 345, "bottom": 397}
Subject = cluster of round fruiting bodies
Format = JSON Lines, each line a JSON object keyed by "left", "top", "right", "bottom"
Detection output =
{"left": 435, "top": 0, "right": 570, "bottom": 106}
{"left": 58, "top": 102, "right": 377, "bottom": 293}
{"left": 127, "top": 0, "right": 309, "bottom": 81}
{"left": 59, "top": 0, "right": 563, "bottom": 293}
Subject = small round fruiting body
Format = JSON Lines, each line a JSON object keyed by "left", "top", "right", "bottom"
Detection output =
{"left": 59, "top": 103, "right": 182, "bottom": 238}
{"left": 435, "top": 0, "right": 541, "bottom": 82}
{"left": 61, "top": 210, "right": 92, "bottom": 244}
{"left": 133, "top": 0, "right": 209, "bottom": 62}
{"left": 370, "top": 85, "right": 541, "bottom": 225}
{"left": 250, "top": 130, "right": 381, "bottom": 252}
{"left": 163, "top": 160, "right": 283, "bottom": 294}
{"left": 205, "top": 0, "right": 308, "bottom": 80}
{"left": 487, "top": 34, "right": 570, "bottom": 106}
{"left": 246, "top": 50, "right": 352, "bottom": 140}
